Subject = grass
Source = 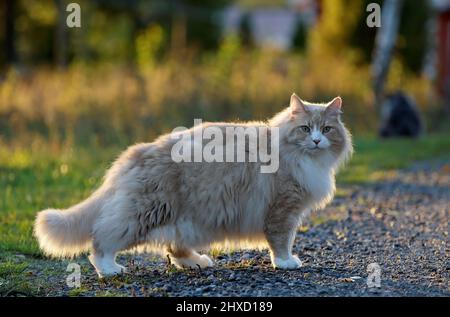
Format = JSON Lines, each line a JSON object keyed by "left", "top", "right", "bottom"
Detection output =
{"left": 0, "top": 134, "right": 449, "bottom": 295}
{"left": 338, "top": 134, "right": 450, "bottom": 183}
{"left": 0, "top": 47, "right": 437, "bottom": 146}
{"left": 0, "top": 260, "right": 31, "bottom": 296}
{"left": 0, "top": 145, "right": 118, "bottom": 255}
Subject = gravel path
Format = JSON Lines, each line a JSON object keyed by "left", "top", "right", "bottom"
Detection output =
{"left": 22, "top": 160, "right": 450, "bottom": 297}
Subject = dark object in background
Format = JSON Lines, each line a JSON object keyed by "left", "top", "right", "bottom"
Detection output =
{"left": 379, "top": 91, "right": 424, "bottom": 138}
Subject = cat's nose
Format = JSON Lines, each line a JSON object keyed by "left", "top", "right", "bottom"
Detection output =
{"left": 313, "top": 139, "right": 321, "bottom": 145}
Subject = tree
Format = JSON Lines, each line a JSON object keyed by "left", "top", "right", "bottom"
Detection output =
{"left": 372, "top": 0, "right": 404, "bottom": 108}
{"left": 239, "top": 11, "right": 254, "bottom": 48}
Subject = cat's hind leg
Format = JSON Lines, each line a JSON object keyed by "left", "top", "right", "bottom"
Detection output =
{"left": 167, "top": 246, "right": 214, "bottom": 269}
{"left": 88, "top": 203, "right": 138, "bottom": 277}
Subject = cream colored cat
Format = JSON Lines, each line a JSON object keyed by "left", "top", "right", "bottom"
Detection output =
{"left": 34, "top": 94, "right": 353, "bottom": 277}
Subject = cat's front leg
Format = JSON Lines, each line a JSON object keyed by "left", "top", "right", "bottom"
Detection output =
{"left": 264, "top": 211, "right": 302, "bottom": 270}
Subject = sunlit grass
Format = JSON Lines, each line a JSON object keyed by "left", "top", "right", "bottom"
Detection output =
{"left": 338, "top": 134, "right": 450, "bottom": 183}
{"left": 0, "top": 47, "right": 437, "bottom": 146}
{"left": 0, "top": 144, "right": 119, "bottom": 255}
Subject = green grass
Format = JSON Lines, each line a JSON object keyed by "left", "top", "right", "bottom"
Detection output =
{"left": 0, "top": 145, "right": 119, "bottom": 255}
{"left": 338, "top": 134, "right": 450, "bottom": 183}
{"left": 0, "top": 258, "right": 36, "bottom": 296}
{"left": 0, "top": 134, "right": 449, "bottom": 295}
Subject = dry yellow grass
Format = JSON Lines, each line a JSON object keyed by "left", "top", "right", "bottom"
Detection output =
{"left": 0, "top": 43, "right": 437, "bottom": 146}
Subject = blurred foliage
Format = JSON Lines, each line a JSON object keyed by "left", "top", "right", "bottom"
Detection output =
{"left": 238, "top": 0, "right": 286, "bottom": 8}
{"left": 0, "top": 45, "right": 439, "bottom": 147}
{"left": 349, "top": 0, "right": 430, "bottom": 74}
{"left": 397, "top": 0, "right": 429, "bottom": 73}
{"left": 135, "top": 24, "right": 165, "bottom": 70}
{"left": 309, "top": 0, "right": 364, "bottom": 56}
{"left": 0, "top": 0, "right": 232, "bottom": 67}
{"left": 0, "top": 0, "right": 446, "bottom": 147}
{"left": 0, "top": 0, "right": 433, "bottom": 72}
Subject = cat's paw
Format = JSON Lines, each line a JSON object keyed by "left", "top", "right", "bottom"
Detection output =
{"left": 273, "top": 255, "right": 302, "bottom": 270}
{"left": 171, "top": 252, "right": 214, "bottom": 269}
{"left": 88, "top": 254, "right": 127, "bottom": 278}
{"left": 98, "top": 264, "right": 127, "bottom": 278}
{"left": 198, "top": 254, "right": 214, "bottom": 267}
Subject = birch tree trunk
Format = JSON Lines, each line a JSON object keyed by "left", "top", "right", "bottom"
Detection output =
{"left": 372, "top": 0, "right": 404, "bottom": 108}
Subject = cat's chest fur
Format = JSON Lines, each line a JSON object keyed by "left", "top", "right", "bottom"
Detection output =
{"left": 288, "top": 155, "right": 336, "bottom": 210}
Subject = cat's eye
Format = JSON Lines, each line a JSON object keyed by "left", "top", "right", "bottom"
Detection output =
{"left": 322, "top": 126, "right": 332, "bottom": 133}
{"left": 300, "top": 125, "right": 310, "bottom": 133}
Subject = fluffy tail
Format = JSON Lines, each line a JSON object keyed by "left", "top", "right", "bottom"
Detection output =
{"left": 34, "top": 188, "right": 109, "bottom": 258}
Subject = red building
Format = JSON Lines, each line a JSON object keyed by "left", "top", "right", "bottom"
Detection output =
{"left": 434, "top": 0, "right": 450, "bottom": 110}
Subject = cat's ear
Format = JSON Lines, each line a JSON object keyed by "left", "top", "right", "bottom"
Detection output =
{"left": 326, "top": 96, "right": 343, "bottom": 115}
{"left": 290, "top": 93, "right": 308, "bottom": 115}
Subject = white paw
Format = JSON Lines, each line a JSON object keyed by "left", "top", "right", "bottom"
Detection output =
{"left": 88, "top": 254, "right": 127, "bottom": 278}
{"left": 273, "top": 255, "right": 302, "bottom": 270}
{"left": 171, "top": 252, "right": 214, "bottom": 269}
{"left": 198, "top": 254, "right": 214, "bottom": 267}
{"left": 98, "top": 265, "right": 127, "bottom": 278}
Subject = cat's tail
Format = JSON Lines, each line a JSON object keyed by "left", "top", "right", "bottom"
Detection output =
{"left": 34, "top": 187, "right": 110, "bottom": 258}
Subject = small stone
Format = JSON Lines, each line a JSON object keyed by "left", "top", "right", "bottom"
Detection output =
{"left": 241, "top": 253, "right": 251, "bottom": 261}
{"left": 162, "top": 285, "right": 172, "bottom": 292}
{"left": 338, "top": 278, "right": 354, "bottom": 283}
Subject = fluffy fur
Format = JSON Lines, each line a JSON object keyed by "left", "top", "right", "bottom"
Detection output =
{"left": 34, "top": 94, "right": 353, "bottom": 277}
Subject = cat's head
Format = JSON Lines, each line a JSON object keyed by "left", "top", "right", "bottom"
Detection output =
{"left": 273, "top": 93, "right": 353, "bottom": 166}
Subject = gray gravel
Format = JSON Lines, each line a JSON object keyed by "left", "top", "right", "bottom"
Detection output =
{"left": 20, "top": 160, "right": 450, "bottom": 296}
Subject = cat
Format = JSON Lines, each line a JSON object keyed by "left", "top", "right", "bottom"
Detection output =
{"left": 34, "top": 94, "right": 353, "bottom": 277}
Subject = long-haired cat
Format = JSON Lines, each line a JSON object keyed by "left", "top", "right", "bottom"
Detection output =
{"left": 34, "top": 94, "right": 353, "bottom": 277}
